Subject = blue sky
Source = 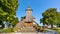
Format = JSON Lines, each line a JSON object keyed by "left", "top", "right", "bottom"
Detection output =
{"left": 16, "top": 0, "right": 60, "bottom": 26}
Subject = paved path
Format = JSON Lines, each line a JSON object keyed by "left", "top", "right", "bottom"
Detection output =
{"left": 43, "top": 29, "right": 58, "bottom": 34}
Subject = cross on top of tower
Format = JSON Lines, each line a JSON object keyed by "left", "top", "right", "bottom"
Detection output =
{"left": 28, "top": 5, "right": 30, "bottom": 9}
{"left": 26, "top": 5, "right": 32, "bottom": 11}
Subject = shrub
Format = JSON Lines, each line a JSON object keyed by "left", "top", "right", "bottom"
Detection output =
{"left": 1, "top": 28, "right": 14, "bottom": 33}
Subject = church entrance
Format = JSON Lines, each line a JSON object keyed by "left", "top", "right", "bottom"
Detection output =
{"left": 25, "top": 22, "right": 32, "bottom": 27}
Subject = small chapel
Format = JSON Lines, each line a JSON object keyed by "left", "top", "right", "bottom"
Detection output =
{"left": 15, "top": 6, "right": 37, "bottom": 32}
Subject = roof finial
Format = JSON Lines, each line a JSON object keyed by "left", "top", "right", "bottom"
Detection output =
{"left": 25, "top": 5, "right": 32, "bottom": 11}
{"left": 28, "top": 5, "right": 30, "bottom": 8}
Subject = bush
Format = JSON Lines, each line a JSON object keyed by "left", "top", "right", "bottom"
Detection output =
{"left": 1, "top": 28, "right": 14, "bottom": 33}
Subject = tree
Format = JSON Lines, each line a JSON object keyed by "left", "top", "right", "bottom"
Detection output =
{"left": 40, "top": 8, "right": 58, "bottom": 28}
{"left": 10, "top": 17, "right": 19, "bottom": 27}
{"left": 0, "top": 0, "right": 18, "bottom": 27}
{"left": 56, "top": 12, "right": 60, "bottom": 27}
{"left": 0, "top": 20, "right": 4, "bottom": 29}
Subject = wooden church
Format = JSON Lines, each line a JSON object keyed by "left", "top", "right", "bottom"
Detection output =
{"left": 15, "top": 6, "right": 37, "bottom": 32}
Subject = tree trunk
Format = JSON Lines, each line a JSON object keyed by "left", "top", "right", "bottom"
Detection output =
{"left": 51, "top": 24, "right": 53, "bottom": 28}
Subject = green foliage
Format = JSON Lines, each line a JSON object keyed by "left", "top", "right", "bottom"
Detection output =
{"left": 56, "top": 12, "right": 60, "bottom": 27}
{"left": 1, "top": 28, "right": 14, "bottom": 33}
{"left": 11, "top": 17, "right": 19, "bottom": 26}
{"left": 40, "top": 8, "right": 59, "bottom": 28}
{"left": 0, "top": 0, "right": 19, "bottom": 27}
{"left": 0, "top": 0, "right": 18, "bottom": 14}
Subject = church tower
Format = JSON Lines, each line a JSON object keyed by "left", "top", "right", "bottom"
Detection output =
{"left": 26, "top": 6, "right": 33, "bottom": 22}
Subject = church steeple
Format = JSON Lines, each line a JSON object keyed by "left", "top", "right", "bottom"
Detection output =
{"left": 26, "top": 6, "right": 33, "bottom": 22}
{"left": 26, "top": 6, "right": 32, "bottom": 11}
